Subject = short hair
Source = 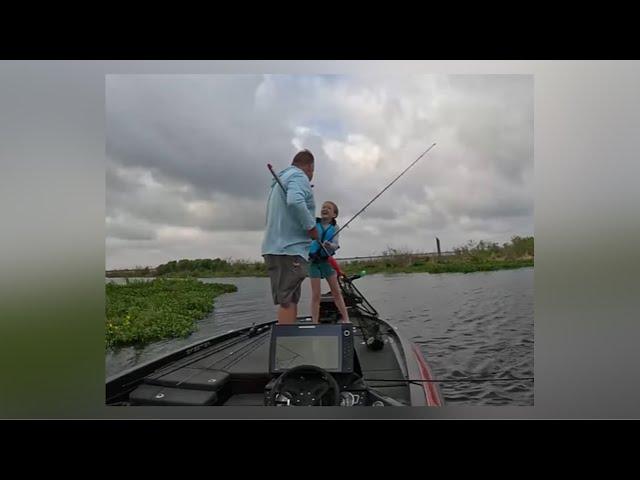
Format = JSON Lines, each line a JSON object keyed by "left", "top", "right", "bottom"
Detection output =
{"left": 324, "top": 201, "right": 339, "bottom": 217}
{"left": 292, "top": 149, "right": 314, "bottom": 167}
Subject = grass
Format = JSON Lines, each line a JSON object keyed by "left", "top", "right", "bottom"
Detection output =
{"left": 341, "top": 256, "right": 533, "bottom": 276}
{"left": 105, "top": 278, "right": 237, "bottom": 349}
{"left": 105, "top": 237, "right": 534, "bottom": 278}
{"left": 341, "top": 238, "right": 533, "bottom": 275}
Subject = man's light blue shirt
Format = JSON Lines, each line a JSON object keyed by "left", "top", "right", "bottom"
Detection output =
{"left": 261, "top": 165, "right": 316, "bottom": 259}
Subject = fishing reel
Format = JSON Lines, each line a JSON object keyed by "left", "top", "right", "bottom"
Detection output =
{"left": 308, "top": 251, "right": 325, "bottom": 263}
{"left": 309, "top": 246, "right": 334, "bottom": 263}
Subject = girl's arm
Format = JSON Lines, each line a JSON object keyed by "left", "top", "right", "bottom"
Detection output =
{"left": 323, "top": 231, "right": 340, "bottom": 253}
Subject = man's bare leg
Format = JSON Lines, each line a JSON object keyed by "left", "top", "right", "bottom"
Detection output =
{"left": 277, "top": 303, "right": 297, "bottom": 324}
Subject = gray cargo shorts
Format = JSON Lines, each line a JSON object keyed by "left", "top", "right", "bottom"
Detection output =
{"left": 263, "top": 254, "right": 309, "bottom": 306}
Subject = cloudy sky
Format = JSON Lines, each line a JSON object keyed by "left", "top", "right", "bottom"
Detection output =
{"left": 106, "top": 74, "right": 533, "bottom": 270}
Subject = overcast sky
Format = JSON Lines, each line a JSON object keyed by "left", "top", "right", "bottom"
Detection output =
{"left": 106, "top": 74, "right": 533, "bottom": 270}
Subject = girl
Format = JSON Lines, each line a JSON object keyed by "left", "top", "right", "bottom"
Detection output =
{"left": 309, "top": 201, "right": 350, "bottom": 324}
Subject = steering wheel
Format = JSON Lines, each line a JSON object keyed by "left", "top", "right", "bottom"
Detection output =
{"left": 267, "top": 365, "right": 341, "bottom": 406}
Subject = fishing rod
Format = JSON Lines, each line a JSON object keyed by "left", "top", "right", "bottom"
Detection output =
{"left": 371, "top": 377, "right": 535, "bottom": 383}
{"left": 268, "top": 142, "right": 436, "bottom": 271}
{"left": 329, "top": 142, "right": 436, "bottom": 241}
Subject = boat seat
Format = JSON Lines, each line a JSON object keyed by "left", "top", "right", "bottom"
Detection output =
{"left": 143, "top": 367, "right": 230, "bottom": 391}
{"left": 129, "top": 384, "right": 219, "bottom": 406}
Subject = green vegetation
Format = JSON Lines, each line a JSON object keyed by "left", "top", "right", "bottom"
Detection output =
{"left": 341, "top": 236, "right": 533, "bottom": 276}
{"left": 452, "top": 236, "right": 534, "bottom": 260}
{"left": 105, "top": 258, "right": 268, "bottom": 278}
{"left": 105, "top": 278, "right": 237, "bottom": 349}
{"left": 156, "top": 258, "right": 267, "bottom": 277}
{"left": 342, "top": 256, "right": 533, "bottom": 276}
{"left": 105, "top": 236, "right": 533, "bottom": 279}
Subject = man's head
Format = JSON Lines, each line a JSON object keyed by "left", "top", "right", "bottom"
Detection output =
{"left": 292, "top": 149, "right": 315, "bottom": 181}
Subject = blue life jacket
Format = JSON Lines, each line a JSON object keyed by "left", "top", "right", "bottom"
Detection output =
{"left": 309, "top": 218, "right": 337, "bottom": 261}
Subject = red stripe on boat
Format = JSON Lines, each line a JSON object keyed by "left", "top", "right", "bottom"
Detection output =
{"left": 412, "top": 344, "right": 443, "bottom": 406}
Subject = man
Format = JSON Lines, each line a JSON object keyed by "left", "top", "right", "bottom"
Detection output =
{"left": 261, "top": 149, "right": 318, "bottom": 324}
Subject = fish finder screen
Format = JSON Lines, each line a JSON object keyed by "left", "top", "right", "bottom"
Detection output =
{"left": 274, "top": 336, "right": 340, "bottom": 371}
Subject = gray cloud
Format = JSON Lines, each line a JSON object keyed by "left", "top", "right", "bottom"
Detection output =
{"left": 106, "top": 74, "right": 533, "bottom": 269}
{"left": 106, "top": 217, "right": 157, "bottom": 241}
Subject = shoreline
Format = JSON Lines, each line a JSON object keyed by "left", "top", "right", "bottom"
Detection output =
{"left": 106, "top": 257, "right": 534, "bottom": 279}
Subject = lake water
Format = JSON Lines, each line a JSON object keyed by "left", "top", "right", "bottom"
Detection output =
{"left": 106, "top": 268, "right": 534, "bottom": 406}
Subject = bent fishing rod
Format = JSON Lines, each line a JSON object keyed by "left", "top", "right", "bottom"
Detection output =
{"left": 267, "top": 142, "right": 436, "bottom": 268}
{"left": 329, "top": 142, "right": 437, "bottom": 241}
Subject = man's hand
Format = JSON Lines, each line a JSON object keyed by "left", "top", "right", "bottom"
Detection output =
{"left": 308, "top": 227, "right": 319, "bottom": 240}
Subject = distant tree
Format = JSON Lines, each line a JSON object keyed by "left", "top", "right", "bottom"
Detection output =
{"left": 202, "top": 259, "right": 214, "bottom": 270}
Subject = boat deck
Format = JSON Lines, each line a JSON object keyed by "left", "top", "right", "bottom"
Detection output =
{"left": 126, "top": 320, "right": 410, "bottom": 406}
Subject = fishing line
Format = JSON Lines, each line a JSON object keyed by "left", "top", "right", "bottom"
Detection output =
{"left": 370, "top": 377, "right": 535, "bottom": 384}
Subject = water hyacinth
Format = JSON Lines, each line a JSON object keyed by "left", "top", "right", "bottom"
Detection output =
{"left": 105, "top": 278, "right": 237, "bottom": 349}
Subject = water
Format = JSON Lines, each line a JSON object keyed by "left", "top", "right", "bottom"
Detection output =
{"left": 106, "top": 268, "right": 534, "bottom": 405}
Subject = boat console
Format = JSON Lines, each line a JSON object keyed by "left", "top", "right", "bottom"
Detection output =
{"left": 269, "top": 323, "right": 355, "bottom": 374}
{"left": 264, "top": 323, "right": 400, "bottom": 406}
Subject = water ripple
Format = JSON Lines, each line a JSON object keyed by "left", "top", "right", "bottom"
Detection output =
{"left": 106, "top": 269, "right": 534, "bottom": 405}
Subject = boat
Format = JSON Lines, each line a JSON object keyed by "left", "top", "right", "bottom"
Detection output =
{"left": 105, "top": 274, "right": 443, "bottom": 407}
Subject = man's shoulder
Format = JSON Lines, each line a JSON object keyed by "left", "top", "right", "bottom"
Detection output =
{"left": 285, "top": 168, "right": 310, "bottom": 186}
{"left": 285, "top": 166, "right": 305, "bottom": 178}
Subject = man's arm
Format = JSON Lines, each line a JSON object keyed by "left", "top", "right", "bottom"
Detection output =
{"left": 285, "top": 172, "right": 316, "bottom": 233}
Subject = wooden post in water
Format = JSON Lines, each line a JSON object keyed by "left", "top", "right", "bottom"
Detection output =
{"left": 436, "top": 237, "right": 441, "bottom": 256}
